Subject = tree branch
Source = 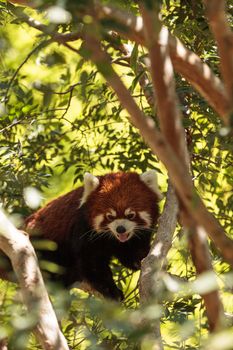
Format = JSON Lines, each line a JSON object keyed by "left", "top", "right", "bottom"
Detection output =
{"left": 189, "top": 226, "right": 225, "bottom": 332}
{"left": 9, "top": 6, "right": 83, "bottom": 43}
{"left": 95, "top": 1, "right": 145, "bottom": 44}
{"left": 94, "top": 1, "right": 231, "bottom": 124}
{"left": 168, "top": 35, "right": 230, "bottom": 119}
{"left": 203, "top": 0, "right": 233, "bottom": 103}
{"left": 0, "top": 210, "right": 69, "bottom": 350}
{"left": 140, "top": 5, "right": 188, "bottom": 164}
{"left": 139, "top": 182, "right": 178, "bottom": 350}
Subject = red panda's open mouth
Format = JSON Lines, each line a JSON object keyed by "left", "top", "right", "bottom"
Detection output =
{"left": 116, "top": 232, "right": 130, "bottom": 242}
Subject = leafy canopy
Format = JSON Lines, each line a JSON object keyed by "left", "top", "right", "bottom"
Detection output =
{"left": 0, "top": 0, "right": 232, "bottom": 349}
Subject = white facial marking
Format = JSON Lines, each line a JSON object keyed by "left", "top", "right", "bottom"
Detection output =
{"left": 109, "top": 209, "right": 117, "bottom": 216}
{"left": 125, "top": 208, "right": 132, "bottom": 216}
{"left": 138, "top": 211, "right": 152, "bottom": 227}
{"left": 124, "top": 208, "right": 136, "bottom": 219}
{"left": 106, "top": 209, "right": 117, "bottom": 221}
{"left": 108, "top": 219, "right": 136, "bottom": 242}
{"left": 79, "top": 173, "right": 99, "bottom": 207}
{"left": 140, "top": 170, "right": 163, "bottom": 200}
{"left": 93, "top": 214, "right": 104, "bottom": 232}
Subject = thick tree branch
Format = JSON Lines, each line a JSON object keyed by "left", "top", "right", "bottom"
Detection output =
{"left": 0, "top": 210, "right": 69, "bottom": 350}
{"left": 140, "top": 5, "right": 188, "bottom": 164}
{"left": 139, "top": 183, "right": 178, "bottom": 350}
{"left": 203, "top": 0, "right": 233, "bottom": 103}
{"left": 140, "top": 5, "right": 225, "bottom": 332}
{"left": 168, "top": 35, "right": 230, "bottom": 119}
{"left": 95, "top": 1, "right": 145, "bottom": 44}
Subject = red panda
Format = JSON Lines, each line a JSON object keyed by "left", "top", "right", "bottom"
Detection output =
{"left": 25, "top": 171, "right": 162, "bottom": 300}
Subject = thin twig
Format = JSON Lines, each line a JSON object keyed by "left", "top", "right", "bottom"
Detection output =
{"left": 5, "top": 40, "right": 51, "bottom": 101}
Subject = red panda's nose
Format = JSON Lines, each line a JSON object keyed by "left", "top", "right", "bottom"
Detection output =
{"left": 116, "top": 225, "right": 126, "bottom": 234}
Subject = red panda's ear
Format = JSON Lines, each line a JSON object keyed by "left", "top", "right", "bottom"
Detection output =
{"left": 140, "top": 170, "right": 163, "bottom": 201}
{"left": 79, "top": 173, "right": 100, "bottom": 207}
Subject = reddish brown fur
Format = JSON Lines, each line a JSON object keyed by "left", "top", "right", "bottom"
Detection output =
{"left": 24, "top": 172, "right": 160, "bottom": 300}
{"left": 26, "top": 172, "right": 158, "bottom": 242}
{"left": 87, "top": 172, "right": 158, "bottom": 226}
{"left": 25, "top": 187, "right": 83, "bottom": 241}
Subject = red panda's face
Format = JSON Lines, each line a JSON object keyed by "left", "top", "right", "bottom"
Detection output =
{"left": 92, "top": 207, "right": 152, "bottom": 242}
{"left": 81, "top": 171, "right": 162, "bottom": 243}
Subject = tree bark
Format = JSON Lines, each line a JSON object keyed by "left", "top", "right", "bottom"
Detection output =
{"left": 168, "top": 35, "right": 230, "bottom": 119}
{"left": 140, "top": 182, "right": 178, "bottom": 302}
{"left": 140, "top": 5, "right": 189, "bottom": 164}
{"left": 139, "top": 182, "right": 178, "bottom": 350}
{"left": 189, "top": 226, "right": 225, "bottom": 332}
{"left": 139, "top": 183, "right": 178, "bottom": 350}
{"left": 203, "top": 0, "right": 233, "bottom": 103}
{"left": 0, "top": 210, "right": 69, "bottom": 350}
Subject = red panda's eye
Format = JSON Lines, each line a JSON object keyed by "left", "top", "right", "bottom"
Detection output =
{"left": 106, "top": 213, "right": 115, "bottom": 221}
{"left": 126, "top": 212, "right": 136, "bottom": 220}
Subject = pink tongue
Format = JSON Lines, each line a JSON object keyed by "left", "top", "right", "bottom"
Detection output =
{"left": 117, "top": 233, "right": 129, "bottom": 242}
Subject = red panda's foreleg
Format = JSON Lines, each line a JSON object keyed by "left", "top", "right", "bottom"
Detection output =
{"left": 77, "top": 254, "right": 124, "bottom": 301}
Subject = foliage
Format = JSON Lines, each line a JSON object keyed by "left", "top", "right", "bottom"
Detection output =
{"left": 0, "top": 0, "right": 232, "bottom": 349}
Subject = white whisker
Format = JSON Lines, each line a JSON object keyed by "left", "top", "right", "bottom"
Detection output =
{"left": 79, "top": 228, "right": 96, "bottom": 240}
